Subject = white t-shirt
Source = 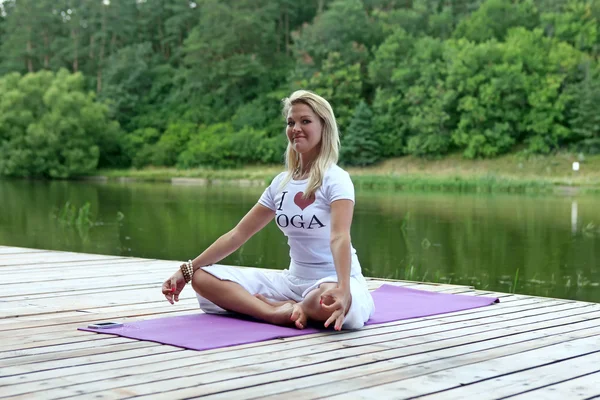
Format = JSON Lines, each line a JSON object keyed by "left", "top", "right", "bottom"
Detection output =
{"left": 258, "top": 164, "right": 361, "bottom": 278}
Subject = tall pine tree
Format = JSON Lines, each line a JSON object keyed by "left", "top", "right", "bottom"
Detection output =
{"left": 340, "top": 101, "right": 381, "bottom": 166}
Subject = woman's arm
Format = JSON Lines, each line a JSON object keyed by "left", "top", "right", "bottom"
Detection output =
{"left": 320, "top": 199, "right": 355, "bottom": 330}
{"left": 163, "top": 203, "right": 275, "bottom": 303}
{"left": 189, "top": 203, "right": 275, "bottom": 272}
{"left": 329, "top": 199, "right": 354, "bottom": 290}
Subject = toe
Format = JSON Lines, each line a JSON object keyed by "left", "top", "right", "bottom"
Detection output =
{"left": 290, "top": 304, "right": 304, "bottom": 321}
{"left": 291, "top": 304, "right": 308, "bottom": 330}
{"left": 290, "top": 306, "right": 301, "bottom": 321}
{"left": 299, "top": 314, "right": 308, "bottom": 329}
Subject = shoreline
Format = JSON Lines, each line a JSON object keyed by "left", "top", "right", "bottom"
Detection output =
{"left": 6, "top": 152, "right": 599, "bottom": 195}
{"left": 73, "top": 172, "right": 598, "bottom": 196}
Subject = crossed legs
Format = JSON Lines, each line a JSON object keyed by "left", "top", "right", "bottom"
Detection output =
{"left": 192, "top": 269, "right": 338, "bottom": 329}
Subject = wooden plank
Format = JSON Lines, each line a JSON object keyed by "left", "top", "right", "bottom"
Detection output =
{"left": 416, "top": 351, "right": 600, "bottom": 399}
{"left": 318, "top": 339, "right": 600, "bottom": 400}
{"left": 0, "top": 282, "right": 157, "bottom": 302}
{"left": 0, "top": 252, "right": 128, "bottom": 266}
{"left": 0, "top": 292, "right": 577, "bottom": 344}
{"left": 0, "top": 300, "right": 202, "bottom": 330}
{"left": 0, "top": 260, "right": 172, "bottom": 283}
{"left": 0, "top": 297, "right": 200, "bottom": 325}
{"left": 508, "top": 371, "right": 600, "bottom": 400}
{"left": 0, "top": 336, "right": 139, "bottom": 359}
{"left": 0, "top": 330, "right": 111, "bottom": 350}
{"left": 0, "top": 307, "right": 201, "bottom": 340}
{"left": 199, "top": 328, "right": 600, "bottom": 400}
{"left": 50, "top": 315, "right": 600, "bottom": 399}
{"left": 0, "top": 297, "right": 557, "bottom": 379}
{"left": 0, "top": 333, "right": 124, "bottom": 354}
{"left": 0, "top": 296, "right": 560, "bottom": 370}
{"left": 0, "top": 295, "right": 198, "bottom": 320}
{"left": 0, "top": 286, "right": 171, "bottom": 322}
{"left": 0, "top": 299, "right": 584, "bottom": 382}
{"left": 0, "top": 346, "right": 184, "bottom": 384}
{"left": 0, "top": 247, "right": 51, "bottom": 255}
{"left": 2, "top": 314, "right": 594, "bottom": 397}
{"left": 0, "top": 291, "right": 571, "bottom": 350}
{"left": 0, "top": 341, "right": 163, "bottom": 369}
{"left": 7, "top": 307, "right": 600, "bottom": 398}
{"left": 0, "top": 347, "right": 186, "bottom": 383}
{"left": 0, "top": 284, "right": 497, "bottom": 331}
{"left": 328, "top": 342, "right": 600, "bottom": 399}
{"left": 0, "top": 274, "right": 169, "bottom": 298}
{"left": 0, "top": 286, "right": 475, "bottom": 322}
{"left": 0, "top": 296, "right": 559, "bottom": 364}
{"left": 1, "top": 247, "right": 597, "bottom": 400}
{"left": 0, "top": 256, "right": 154, "bottom": 273}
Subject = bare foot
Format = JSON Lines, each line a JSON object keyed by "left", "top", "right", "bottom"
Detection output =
{"left": 290, "top": 303, "right": 307, "bottom": 329}
{"left": 254, "top": 294, "right": 296, "bottom": 307}
{"left": 267, "top": 303, "right": 308, "bottom": 329}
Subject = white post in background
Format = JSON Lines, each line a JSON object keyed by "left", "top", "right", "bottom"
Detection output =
{"left": 571, "top": 161, "right": 579, "bottom": 235}
{"left": 572, "top": 200, "right": 578, "bottom": 235}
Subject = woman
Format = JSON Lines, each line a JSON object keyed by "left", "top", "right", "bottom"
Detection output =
{"left": 162, "top": 90, "right": 375, "bottom": 331}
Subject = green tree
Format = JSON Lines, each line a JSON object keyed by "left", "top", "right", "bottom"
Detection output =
{"left": 371, "top": 0, "right": 458, "bottom": 40}
{"left": 299, "top": 52, "right": 363, "bottom": 129}
{"left": 151, "top": 122, "right": 196, "bottom": 166}
{"left": 567, "top": 61, "right": 600, "bottom": 153}
{"left": 231, "top": 88, "right": 290, "bottom": 138}
{"left": 180, "top": 0, "right": 282, "bottom": 123}
{"left": 340, "top": 101, "right": 381, "bottom": 166}
{"left": 0, "top": 6, "right": 5, "bottom": 68}
{"left": 129, "top": 63, "right": 181, "bottom": 132}
{"left": 446, "top": 38, "right": 522, "bottom": 158}
{"left": 163, "top": 0, "right": 199, "bottom": 61}
{"left": 0, "top": 0, "right": 62, "bottom": 74}
{"left": 98, "top": 43, "right": 157, "bottom": 131}
{"left": 453, "top": 0, "right": 539, "bottom": 42}
{"left": 123, "top": 127, "right": 161, "bottom": 168}
{"left": 177, "top": 123, "right": 285, "bottom": 168}
{"left": 541, "top": 0, "right": 599, "bottom": 55}
{"left": 370, "top": 32, "right": 453, "bottom": 157}
{"left": 0, "top": 0, "right": 598, "bottom": 172}
{"left": 447, "top": 28, "right": 585, "bottom": 157}
{"left": 0, "top": 69, "right": 121, "bottom": 178}
{"left": 369, "top": 28, "right": 416, "bottom": 158}
{"left": 292, "top": 0, "right": 373, "bottom": 81}
{"left": 399, "top": 37, "right": 454, "bottom": 157}
{"left": 368, "top": 28, "right": 414, "bottom": 88}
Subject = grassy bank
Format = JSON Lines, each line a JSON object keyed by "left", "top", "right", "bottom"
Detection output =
{"left": 92, "top": 152, "right": 600, "bottom": 194}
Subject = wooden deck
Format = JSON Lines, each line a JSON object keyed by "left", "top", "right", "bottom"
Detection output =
{"left": 1, "top": 245, "right": 599, "bottom": 399}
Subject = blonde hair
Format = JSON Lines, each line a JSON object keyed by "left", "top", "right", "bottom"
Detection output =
{"left": 280, "top": 90, "right": 340, "bottom": 199}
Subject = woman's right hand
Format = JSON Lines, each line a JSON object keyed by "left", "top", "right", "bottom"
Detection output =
{"left": 162, "top": 269, "right": 186, "bottom": 304}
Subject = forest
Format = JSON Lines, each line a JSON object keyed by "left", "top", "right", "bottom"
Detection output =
{"left": 0, "top": 0, "right": 598, "bottom": 178}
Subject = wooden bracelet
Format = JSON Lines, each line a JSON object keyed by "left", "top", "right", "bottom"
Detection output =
{"left": 180, "top": 260, "right": 213, "bottom": 284}
{"left": 180, "top": 261, "right": 194, "bottom": 283}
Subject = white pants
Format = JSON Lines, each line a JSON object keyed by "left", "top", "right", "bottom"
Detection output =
{"left": 197, "top": 263, "right": 375, "bottom": 330}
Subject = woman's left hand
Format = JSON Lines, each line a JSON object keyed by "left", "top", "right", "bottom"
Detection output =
{"left": 320, "top": 286, "right": 352, "bottom": 331}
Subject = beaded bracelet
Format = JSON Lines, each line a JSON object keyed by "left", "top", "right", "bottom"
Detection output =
{"left": 180, "top": 259, "right": 195, "bottom": 283}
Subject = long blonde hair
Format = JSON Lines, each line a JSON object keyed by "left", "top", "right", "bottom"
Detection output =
{"left": 280, "top": 90, "right": 340, "bottom": 198}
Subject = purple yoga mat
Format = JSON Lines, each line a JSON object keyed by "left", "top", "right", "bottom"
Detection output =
{"left": 79, "top": 284, "right": 498, "bottom": 351}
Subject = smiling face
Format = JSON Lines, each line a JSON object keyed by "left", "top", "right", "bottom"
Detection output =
{"left": 286, "top": 103, "right": 323, "bottom": 160}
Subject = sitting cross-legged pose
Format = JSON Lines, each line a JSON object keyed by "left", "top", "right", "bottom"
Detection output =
{"left": 162, "top": 90, "right": 375, "bottom": 330}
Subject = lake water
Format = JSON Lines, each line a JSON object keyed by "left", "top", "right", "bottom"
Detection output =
{"left": 1, "top": 179, "right": 598, "bottom": 303}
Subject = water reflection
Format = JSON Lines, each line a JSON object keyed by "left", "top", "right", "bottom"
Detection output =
{"left": 0, "top": 180, "right": 598, "bottom": 303}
